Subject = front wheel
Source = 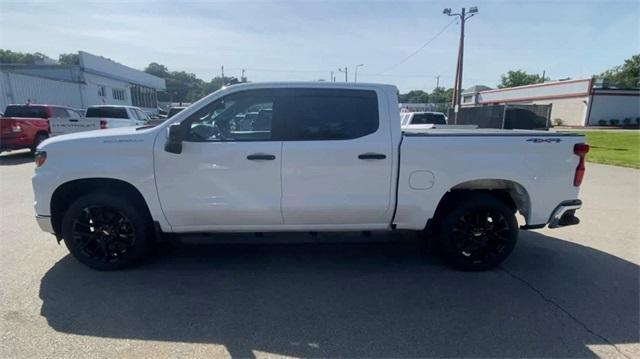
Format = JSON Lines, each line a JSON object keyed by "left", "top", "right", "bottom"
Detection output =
{"left": 61, "top": 192, "right": 152, "bottom": 270}
{"left": 30, "top": 133, "right": 48, "bottom": 154}
{"left": 437, "top": 193, "right": 519, "bottom": 271}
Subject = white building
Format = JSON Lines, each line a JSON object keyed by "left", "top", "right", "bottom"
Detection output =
{"left": 0, "top": 51, "right": 165, "bottom": 114}
{"left": 461, "top": 79, "right": 640, "bottom": 126}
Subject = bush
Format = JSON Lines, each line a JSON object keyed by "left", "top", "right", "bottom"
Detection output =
{"left": 636, "top": 117, "right": 640, "bottom": 125}
{"left": 623, "top": 118, "right": 631, "bottom": 125}
{"left": 610, "top": 119, "right": 620, "bottom": 126}
{"left": 553, "top": 118, "right": 564, "bottom": 126}
{"left": 598, "top": 120, "right": 608, "bottom": 126}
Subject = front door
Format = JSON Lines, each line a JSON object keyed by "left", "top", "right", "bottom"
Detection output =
{"left": 154, "top": 90, "right": 283, "bottom": 231}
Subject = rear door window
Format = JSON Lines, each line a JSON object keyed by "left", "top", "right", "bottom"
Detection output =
{"left": 86, "top": 107, "right": 129, "bottom": 118}
{"left": 4, "top": 105, "right": 48, "bottom": 118}
{"left": 279, "top": 89, "right": 379, "bottom": 141}
{"left": 52, "top": 107, "right": 69, "bottom": 118}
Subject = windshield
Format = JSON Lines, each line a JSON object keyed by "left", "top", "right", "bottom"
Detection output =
{"left": 86, "top": 107, "right": 128, "bottom": 119}
{"left": 168, "top": 108, "right": 185, "bottom": 117}
{"left": 3, "top": 105, "right": 48, "bottom": 118}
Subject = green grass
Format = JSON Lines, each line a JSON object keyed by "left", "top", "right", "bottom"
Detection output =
{"left": 572, "top": 131, "right": 640, "bottom": 169}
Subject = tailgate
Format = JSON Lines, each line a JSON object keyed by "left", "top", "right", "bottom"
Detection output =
{"left": 50, "top": 117, "right": 100, "bottom": 136}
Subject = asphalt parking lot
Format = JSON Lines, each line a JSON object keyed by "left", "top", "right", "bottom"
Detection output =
{"left": 1, "top": 149, "right": 638, "bottom": 358}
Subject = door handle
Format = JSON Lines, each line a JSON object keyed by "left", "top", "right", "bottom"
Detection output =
{"left": 358, "top": 153, "right": 386, "bottom": 160}
{"left": 247, "top": 153, "right": 276, "bottom": 160}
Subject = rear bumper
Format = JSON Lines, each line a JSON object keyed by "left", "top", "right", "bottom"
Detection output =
{"left": 521, "top": 199, "right": 582, "bottom": 230}
{"left": 1, "top": 134, "right": 32, "bottom": 150}
{"left": 548, "top": 199, "right": 582, "bottom": 229}
{"left": 35, "top": 215, "right": 55, "bottom": 234}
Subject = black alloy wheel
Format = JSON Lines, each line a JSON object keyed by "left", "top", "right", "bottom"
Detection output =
{"left": 62, "top": 192, "right": 151, "bottom": 270}
{"left": 437, "top": 193, "right": 518, "bottom": 271}
{"left": 71, "top": 206, "right": 137, "bottom": 264}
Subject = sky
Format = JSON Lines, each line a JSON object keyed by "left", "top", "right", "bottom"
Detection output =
{"left": 0, "top": 0, "right": 638, "bottom": 92}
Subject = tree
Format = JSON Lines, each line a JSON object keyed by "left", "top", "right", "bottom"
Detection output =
{"left": 144, "top": 62, "right": 170, "bottom": 78}
{"left": 429, "top": 87, "right": 454, "bottom": 104}
{"left": 597, "top": 54, "right": 640, "bottom": 89}
{"left": 498, "top": 70, "right": 548, "bottom": 89}
{"left": 144, "top": 63, "right": 247, "bottom": 103}
{"left": 398, "top": 90, "right": 429, "bottom": 103}
{"left": 58, "top": 53, "right": 79, "bottom": 65}
{"left": 0, "top": 49, "right": 50, "bottom": 64}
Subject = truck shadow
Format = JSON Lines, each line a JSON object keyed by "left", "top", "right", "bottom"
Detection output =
{"left": 39, "top": 231, "right": 639, "bottom": 358}
{"left": 0, "top": 151, "right": 33, "bottom": 166}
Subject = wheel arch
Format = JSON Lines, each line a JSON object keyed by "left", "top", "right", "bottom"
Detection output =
{"left": 50, "top": 178, "right": 152, "bottom": 235}
{"left": 428, "top": 178, "right": 531, "bottom": 231}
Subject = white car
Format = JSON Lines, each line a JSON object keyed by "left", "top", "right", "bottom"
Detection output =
{"left": 50, "top": 105, "right": 150, "bottom": 136}
{"left": 32, "top": 82, "right": 589, "bottom": 271}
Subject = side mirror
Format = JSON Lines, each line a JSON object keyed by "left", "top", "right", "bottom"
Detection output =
{"left": 165, "top": 123, "right": 184, "bottom": 154}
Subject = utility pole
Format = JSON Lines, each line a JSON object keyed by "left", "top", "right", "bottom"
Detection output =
{"left": 330, "top": 71, "right": 334, "bottom": 82}
{"left": 221, "top": 65, "right": 225, "bottom": 81}
{"left": 444, "top": 6, "right": 478, "bottom": 124}
{"left": 435, "top": 75, "right": 440, "bottom": 89}
{"left": 339, "top": 67, "right": 348, "bottom": 82}
{"left": 355, "top": 64, "right": 364, "bottom": 83}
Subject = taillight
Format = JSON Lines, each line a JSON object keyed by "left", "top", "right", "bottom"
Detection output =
{"left": 100, "top": 120, "right": 107, "bottom": 129}
{"left": 11, "top": 124, "right": 22, "bottom": 132}
{"left": 573, "top": 143, "right": 589, "bottom": 186}
{"left": 34, "top": 150, "right": 47, "bottom": 168}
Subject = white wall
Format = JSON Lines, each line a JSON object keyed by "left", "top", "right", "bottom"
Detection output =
{"left": 588, "top": 92, "right": 640, "bottom": 125}
{"left": 0, "top": 71, "right": 84, "bottom": 110}
{"left": 82, "top": 73, "right": 131, "bottom": 108}
{"left": 478, "top": 79, "right": 591, "bottom": 104}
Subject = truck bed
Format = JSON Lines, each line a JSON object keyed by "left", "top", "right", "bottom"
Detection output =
{"left": 403, "top": 128, "right": 582, "bottom": 137}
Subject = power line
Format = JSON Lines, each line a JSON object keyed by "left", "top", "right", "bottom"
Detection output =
{"left": 372, "top": 18, "right": 457, "bottom": 75}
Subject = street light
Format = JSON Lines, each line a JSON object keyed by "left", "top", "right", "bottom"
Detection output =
{"left": 354, "top": 64, "right": 364, "bottom": 82}
{"left": 444, "top": 6, "right": 478, "bottom": 124}
{"left": 338, "top": 67, "right": 348, "bottom": 82}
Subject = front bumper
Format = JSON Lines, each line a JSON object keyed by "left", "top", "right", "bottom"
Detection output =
{"left": 35, "top": 215, "right": 55, "bottom": 234}
{"left": 548, "top": 199, "right": 582, "bottom": 229}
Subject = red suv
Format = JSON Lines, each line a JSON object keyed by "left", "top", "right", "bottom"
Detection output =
{"left": 0, "top": 104, "right": 80, "bottom": 154}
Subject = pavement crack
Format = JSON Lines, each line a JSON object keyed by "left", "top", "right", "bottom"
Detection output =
{"left": 499, "top": 266, "right": 631, "bottom": 359}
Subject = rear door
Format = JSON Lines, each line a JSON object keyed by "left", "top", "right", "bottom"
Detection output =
{"left": 52, "top": 107, "right": 103, "bottom": 136}
{"left": 279, "top": 88, "right": 394, "bottom": 228}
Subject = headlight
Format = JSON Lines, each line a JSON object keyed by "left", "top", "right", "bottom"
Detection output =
{"left": 34, "top": 151, "right": 47, "bottom": 168}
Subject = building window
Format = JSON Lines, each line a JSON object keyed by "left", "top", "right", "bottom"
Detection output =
{"left": 463, "top": 95, "right": 473, "bottom": 104}
{"left": 98, "top": 85, "right": 106, "bottom": 97}
{"left": 131, "top": 85, "right": 157, "bottom": 108}
{"left": 112, "top": 88, "right": 126, "bottom": 101}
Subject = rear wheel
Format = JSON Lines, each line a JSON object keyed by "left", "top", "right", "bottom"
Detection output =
{"left": 61, "top": 192, "right": 152, "bottom": 270}
{"left": 436, "top": 193, "right": 518, "bottom": 271}
{"left": 30, "top": 133, "right": 48, "bottom": 154}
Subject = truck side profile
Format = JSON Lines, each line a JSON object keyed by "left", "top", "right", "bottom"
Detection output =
{"left": 32, "top": 82, "right": 589, "bottom": 271}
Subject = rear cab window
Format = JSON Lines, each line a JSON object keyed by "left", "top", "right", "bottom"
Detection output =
{"left": 410, "top": 113, "right": 447, "bottom": 125}
{"left": 86, "top": 107, "right": 129, "bottom": 119}
{"left": 3, "top": 105, "right": 49, "bottom": 118}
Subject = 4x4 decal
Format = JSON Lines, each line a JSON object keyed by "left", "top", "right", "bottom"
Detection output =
{"left": 527, "top": 138, "right": 562, "bottom": 143}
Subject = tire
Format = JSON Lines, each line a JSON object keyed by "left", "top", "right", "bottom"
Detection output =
{"left": 30, "top": 133, "right": 48, "bottom": 154}
{"left": 436, "top": 192, "right": 518, "bottom": 271}
{"left": 61, "top": 191, "right": 152, "bottom": 270}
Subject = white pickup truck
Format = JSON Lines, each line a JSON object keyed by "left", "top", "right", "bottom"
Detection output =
{"left": 32, "top": 82, "right": 589, "bottom": 271}
{"left": 49, "top": 105, "right": 150, "bottom": 136}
